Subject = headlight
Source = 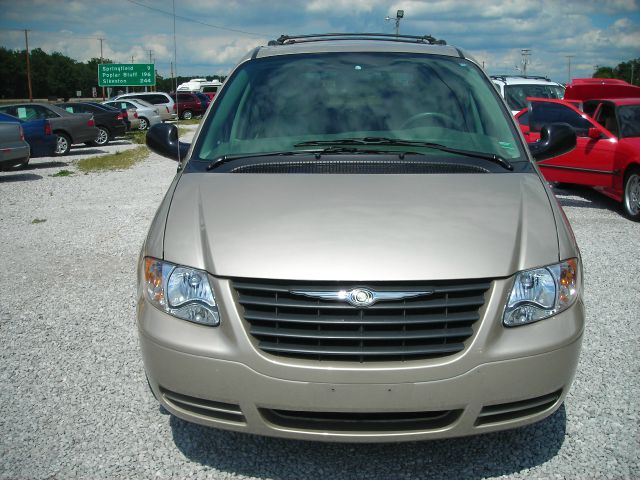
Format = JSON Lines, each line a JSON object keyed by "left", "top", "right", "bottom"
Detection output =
{"left": 503, "top": 258, "right": 579, "bottom": 327}
{"left": 143, "top": 257, "right": 220, "bottom": 326}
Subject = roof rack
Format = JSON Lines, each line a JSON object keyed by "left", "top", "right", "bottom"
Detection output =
{"left": 490, "top": 74, "right": 551, "bottom": 82}
{"left": 268, "top": 33, "right": 447, "bottom": 46}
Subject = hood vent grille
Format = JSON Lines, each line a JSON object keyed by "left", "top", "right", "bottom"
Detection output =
{"left": 233, "top": 278, "right": 491, "bottom": 363}
{"left": 230, "top": 160, "right": 489, "bottom": 174}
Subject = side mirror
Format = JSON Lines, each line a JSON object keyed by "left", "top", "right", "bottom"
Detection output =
{"left": 146, "top": 123, "right": 190, "bottom": 162}
{"left": 528, "top": 123, "right": 576, "bottom": 162}
{"left": 588, "top": 127, "right": 602, "bottom": 140}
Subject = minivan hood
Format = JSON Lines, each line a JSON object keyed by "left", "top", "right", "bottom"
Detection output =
{"left": 163, "top": 173, "right": 559, "bottom": 281}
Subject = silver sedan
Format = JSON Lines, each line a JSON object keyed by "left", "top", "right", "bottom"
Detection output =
{"left": 102, "top": 99, "right": 161, "bottom": 131}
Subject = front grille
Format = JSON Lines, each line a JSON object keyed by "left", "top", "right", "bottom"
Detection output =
{"left": 233, "top": 278, "right": 491, "bottom": 362}
{"left": 260, "top": 408, "right": 462, "bottom": 432}
{"left": 475, "top": 390, "right": 562, "bottom": 426}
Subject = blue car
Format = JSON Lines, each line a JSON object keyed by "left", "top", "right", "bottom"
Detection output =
{"left": 0, "top": 112, "right": 57, "bottom": 157}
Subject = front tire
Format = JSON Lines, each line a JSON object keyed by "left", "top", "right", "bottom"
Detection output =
{"left": 622, "top": 167, "right": 640, "bottom": 221}
{"left": 181, "top": 109, "right": 193, "bottom": 120}
{"left": 55, "top": 133, "right": 71, "bottom": 156}
{"left": 138, "top": 117, "right": 149, "bottom": 130}
{"left": 90, "top": 126, "right": 110, "bottom": 146}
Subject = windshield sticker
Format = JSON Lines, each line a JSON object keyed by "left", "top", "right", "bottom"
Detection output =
{"left": 499, "top": 141, "right": 515, "bottom": 150}
{"left": 17, "top": 107, "right": 27, "bottom": 119}
{"left": 66, "top": 107, "right": 74, "bottom": 113}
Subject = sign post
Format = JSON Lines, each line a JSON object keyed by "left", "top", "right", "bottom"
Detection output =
{"left": 98, "top": 63, "right": 156, "bottom": 87}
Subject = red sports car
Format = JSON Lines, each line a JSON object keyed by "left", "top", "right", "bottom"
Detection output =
{"left": 516, "top": 97, "right": 640, "bottom": 220}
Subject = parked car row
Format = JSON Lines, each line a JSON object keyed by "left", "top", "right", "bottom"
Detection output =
{"left": 109, "top": 90, "right": 212, "bottom": 121}
{"left": 57, "top": 102, "right": 126, "bottom": 146}
{"left": 514, "top": 79, "right": 640, "bottom": 220}
{"left": 0, "top": 103, "right": 98, "bottom": 156}
{"left": 0, "top": 91, "right": 189, "bottom": 160}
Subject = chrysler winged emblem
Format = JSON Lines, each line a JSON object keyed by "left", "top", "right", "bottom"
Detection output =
{"left": 290, "top": 287, "right": 432, "bottom": 307}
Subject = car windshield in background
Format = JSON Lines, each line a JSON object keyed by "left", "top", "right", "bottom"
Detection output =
{"left": 193, "top": 52, "right": 525, "bottom": 164}
{"left": 618, "top": 105, "right": 640, "bottom": 138}
{"left": 505, "top": 84, "right": 565, "bottom": 111}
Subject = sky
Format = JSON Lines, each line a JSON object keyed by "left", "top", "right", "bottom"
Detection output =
{"left": 0, "top": 0, "right": 638, "bottom": 84}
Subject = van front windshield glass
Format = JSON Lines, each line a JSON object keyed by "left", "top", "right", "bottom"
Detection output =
{"left": 193, "top": 52, "right": 525, "bottom": 162}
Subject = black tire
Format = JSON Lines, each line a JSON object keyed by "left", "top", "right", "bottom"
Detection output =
{"left": 622, "top": 167, "right": 640, "bottom": 221}
{"left": 54, "top": 133, "right": 71, "bottom": 156}
{"left": 90, "top": 126, "right": 110, "bottom": 146}
{"left": 18, "top": 157, "right": 30, "bottom": 169}
{"left": 181, "top": 109, "right": 193, "bottom": 120}
{"left": 138, "top": 117, "right": 149, "bottom": 130}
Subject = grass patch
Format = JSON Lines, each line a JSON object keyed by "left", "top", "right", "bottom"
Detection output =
{"left": 126, "top": 130, "right": 147, "bottom": 145}
{"left": 177, "top": 127, "right": 191, "bottom": 138}
{"left": 176, "top": 118, "right": 201, "bottom": 126}
{"left": 32, "top": 218, "right": 47, "bottom": 224}
{"left": 77, "top": 146, "right": 149, "bottom": 173}
{"left": 51, "top": 169, "right": 74, "bottom": 177}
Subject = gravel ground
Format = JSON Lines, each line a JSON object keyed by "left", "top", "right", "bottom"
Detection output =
{"left": 0, "top": 139, "right": 638, "bottom": 479}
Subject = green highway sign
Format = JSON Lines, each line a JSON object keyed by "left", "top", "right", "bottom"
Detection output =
{"left": 98, "top": 63, "right": 155, "bottom": 87}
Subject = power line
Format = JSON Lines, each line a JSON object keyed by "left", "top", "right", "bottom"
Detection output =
{"left": 124, "top": 0, "right": 268, "bottom": 38}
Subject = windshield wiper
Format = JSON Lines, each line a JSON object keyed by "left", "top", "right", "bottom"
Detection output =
{"left": 295, "top": 137, "right": 514, "bottom": 171}
{"left": 206, "top": 146, "right": 390, "bottom": 170}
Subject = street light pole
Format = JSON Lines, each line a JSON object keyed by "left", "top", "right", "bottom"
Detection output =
{"left": 385, "top": 10, "right": 404, "bottom": 37}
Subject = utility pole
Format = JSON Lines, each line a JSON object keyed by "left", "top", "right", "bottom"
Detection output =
{"left": 172, "top": 0, "right": 178, "bottom": 97}
{"left": 146, "top": 49, "right": 153, "bottom": 92}
{"left": 99, "top": 37, "right": 105, "bottom": 100}
{"left": 521, "top": 49, "right": 531, "bottom": 77}
{"left": 24, "top": 29, "right": 33, "bottom": 102}
{"left": 565, "top": 55, "right": 574, "bottom": 84}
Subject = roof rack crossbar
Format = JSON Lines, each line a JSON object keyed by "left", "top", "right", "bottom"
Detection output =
{"left": 270, "top": 33, "right": 447, "bottom": 46}
{"left": 490, "top": 74, "right": 551, "bottom": 82}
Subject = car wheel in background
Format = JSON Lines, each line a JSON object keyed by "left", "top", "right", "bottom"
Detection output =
{"left": 89, "top": 126, "right": 110, "bottom": 147}
{"left": 138, "top": 117, "right": 149, "bottom": 130}
{"left": 19, "top": 157, "right": 30, "bottom": 169}
{"left": 622, "top": 167, "right": 640, "bottom": 221}
{"left": 181, "top": 110, "right": 193, "bottom": 120}
{"left": 54, "top": 133, "right": 71, "bottom": 156}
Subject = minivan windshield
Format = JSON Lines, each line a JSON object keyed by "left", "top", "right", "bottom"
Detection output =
{"left": 505, "top": 84, "right": 565, "bottom": 112}
{"left": 193, "top": 52, "right": 525, "bottom": 163}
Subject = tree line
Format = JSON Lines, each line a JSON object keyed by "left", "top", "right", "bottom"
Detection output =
{"left": 593, "top": 58, "right": 639, "bottom": 85}
{"left": 0, "top": 47, "right": 226, "bottom": 99}
{"left": 0, "top": 46, "right": 637, "bottom": 99}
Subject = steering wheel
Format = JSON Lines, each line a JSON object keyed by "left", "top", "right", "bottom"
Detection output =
{"left": 400, "top": 112, "right": 462, "bottom": 130}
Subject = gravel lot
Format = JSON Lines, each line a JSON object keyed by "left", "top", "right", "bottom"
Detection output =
{"left": 0, "top": 137, "right": 638, "bottom": 479}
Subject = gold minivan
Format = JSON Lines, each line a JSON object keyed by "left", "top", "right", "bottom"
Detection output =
{"left": 139, "top": 33, "right": 583, "bottom": 442}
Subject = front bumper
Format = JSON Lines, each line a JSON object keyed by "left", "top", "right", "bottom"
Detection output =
{"left": 141, "top": 333, "right": 581, "bottom": 442}
{"left": 137, "top": 276, "right": 584, "bottom": 442}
